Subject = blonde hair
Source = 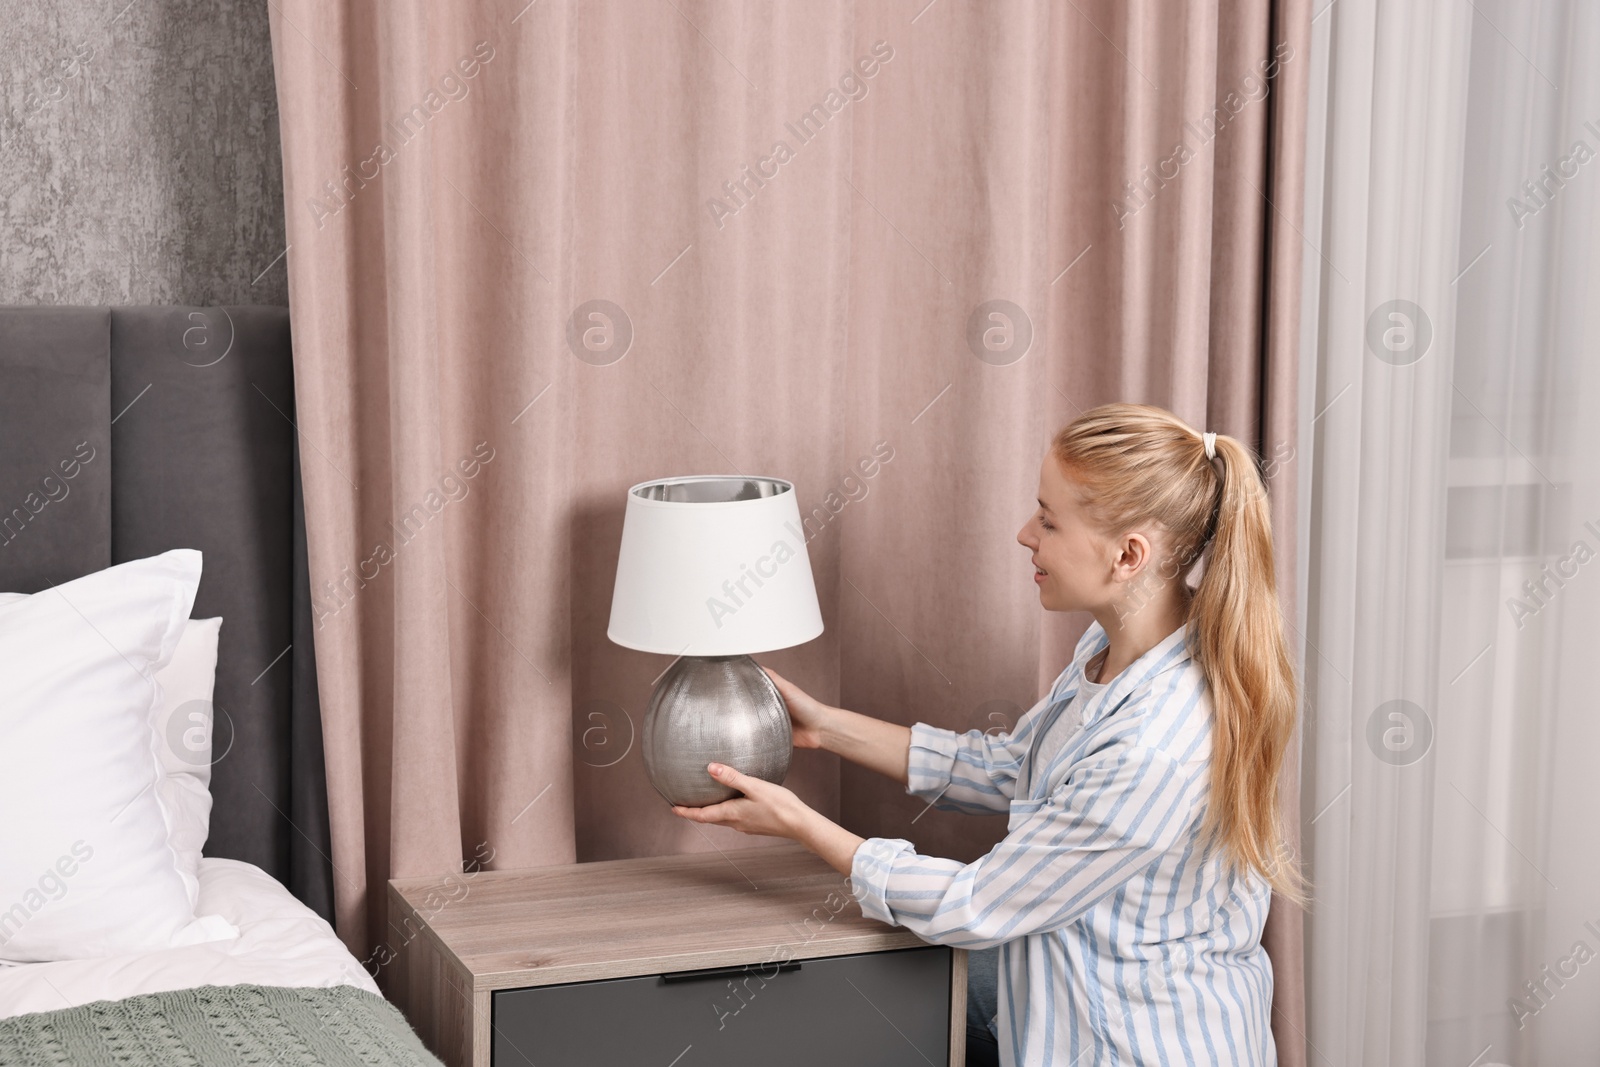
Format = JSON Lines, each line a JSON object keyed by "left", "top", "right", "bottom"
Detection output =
{"left": 1051, "top": 403, "right": 1307, "bottom": 907}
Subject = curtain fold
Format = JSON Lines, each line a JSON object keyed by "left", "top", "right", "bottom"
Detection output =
{"left": 268, "top": 1, "right": 1310, "bottom": 1058}
{"left": 1296, "top": 4, "right": 1478, "bottom": 1060}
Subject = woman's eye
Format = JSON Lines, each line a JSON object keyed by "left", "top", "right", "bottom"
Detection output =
{"left": 1040, "top": 518, "right": 1054, "bottom": 531}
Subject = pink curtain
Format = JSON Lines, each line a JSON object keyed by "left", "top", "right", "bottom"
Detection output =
{"left": 268, "top": 1, "right": 1310, "bottom": 1061}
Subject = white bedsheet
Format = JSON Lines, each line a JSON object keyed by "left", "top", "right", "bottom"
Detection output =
{"left": 0, "top": 857, "right": 377, "bottom": 1019}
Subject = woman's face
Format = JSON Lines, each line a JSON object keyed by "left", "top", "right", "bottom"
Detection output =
{"left": 1016, "top": 455, "right": 1116, "bottom": 613}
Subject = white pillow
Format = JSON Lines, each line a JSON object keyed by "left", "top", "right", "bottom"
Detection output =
{"left": 0, "top": 549, "right": 232, "bottom": 962}
{"left": 0, "top": 597, "right": 220, "bottom": 911}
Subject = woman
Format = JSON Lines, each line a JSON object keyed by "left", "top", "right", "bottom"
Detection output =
{"left": 671, "top": 404, "right": 1306, "bottom": 1065}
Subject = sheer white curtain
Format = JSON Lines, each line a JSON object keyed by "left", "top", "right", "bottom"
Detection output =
{"left": 1297, "top": 0, "right": 1600, "bottom": 1064}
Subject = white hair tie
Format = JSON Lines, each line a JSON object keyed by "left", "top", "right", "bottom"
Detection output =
{"left": 1202, "top": 432, "right": 1217, "bottom": 460}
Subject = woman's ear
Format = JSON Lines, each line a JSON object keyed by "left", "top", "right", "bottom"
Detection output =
{"left": 1111, "top": 531, "right": 1153, "bottom": 584}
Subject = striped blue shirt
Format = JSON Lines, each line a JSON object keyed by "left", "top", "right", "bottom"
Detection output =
{"left": 850, "top": 619, "right": 1276, "bottom": 1066}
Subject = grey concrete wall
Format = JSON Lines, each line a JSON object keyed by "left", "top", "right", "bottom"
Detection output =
{"left": 2, "top": 2, "right": 287, "bottom": 306}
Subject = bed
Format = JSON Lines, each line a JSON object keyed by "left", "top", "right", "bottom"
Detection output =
{"left": 0, "top": 307, "right": 441, "bottom": 1065}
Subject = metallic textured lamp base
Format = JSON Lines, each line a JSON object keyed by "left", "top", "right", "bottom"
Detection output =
{"left": 641, "top": 654, "right": 792, "bottom": 807}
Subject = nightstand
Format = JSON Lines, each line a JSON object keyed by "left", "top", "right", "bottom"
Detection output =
{"left": 389, "top": 840, "right": 967, "bottom": 1067}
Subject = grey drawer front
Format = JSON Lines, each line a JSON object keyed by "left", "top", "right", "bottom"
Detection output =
{"left": 492, "top": 945, "right": 951, "bottom": 1067}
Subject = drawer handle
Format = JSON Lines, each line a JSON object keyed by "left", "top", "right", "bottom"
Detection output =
{"left": 659, "top": 961, "right": 802, "bottom": 984}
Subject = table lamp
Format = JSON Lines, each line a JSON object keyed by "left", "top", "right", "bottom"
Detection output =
{"left": 607, "top": 475, "right": 824, "bottom": 807}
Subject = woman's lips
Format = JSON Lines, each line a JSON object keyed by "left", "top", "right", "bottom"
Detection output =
{"left": 1034, "top": 565, "right": 1046, "bottom": 584}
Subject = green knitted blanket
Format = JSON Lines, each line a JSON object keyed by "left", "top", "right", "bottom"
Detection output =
{"left": 0, "top": 983, "right": 445, "bottom": 1066}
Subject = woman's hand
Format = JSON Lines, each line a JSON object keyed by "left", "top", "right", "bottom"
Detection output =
{"left": 762, "top": 665, "right": 831, "bottom": 750}
{"left": 670, "top": 763, "right": 867, "bottom": 877}
{"left": 670, "top": 763, "right": 812, "bottom": 839}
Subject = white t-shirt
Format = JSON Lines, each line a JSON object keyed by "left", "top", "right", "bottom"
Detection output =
{"left": 1029, "top": 655, "right": 1110, "bottom": 790}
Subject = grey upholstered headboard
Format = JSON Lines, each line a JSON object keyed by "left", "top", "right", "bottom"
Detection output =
{"left": 0, "top": 306, "right": 334, "bottom": 924}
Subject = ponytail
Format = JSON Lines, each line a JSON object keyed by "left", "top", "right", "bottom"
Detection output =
{"left": 1052, "top": 404, "right": 1307, "bottom": 907}
{"left": 1187, "top": 433, "right": 1306, "bottom": 907}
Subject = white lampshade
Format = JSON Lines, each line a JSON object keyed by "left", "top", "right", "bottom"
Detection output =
{"left": 607, "top": 475, "right": 824, "bottom": 656}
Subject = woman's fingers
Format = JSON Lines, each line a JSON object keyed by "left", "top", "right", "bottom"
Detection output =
{"left": 760, "top": 666, "right": 827, "bottom": 750}
{"left": 763, "top": 666, "right": 812, "bottom": 709}
{"left": 668, "top": 765, "right": 755, "bottom": 826}
{"left": 672, "top": 798, "right": 744, "bottom": 823}
{"left": 668, "top": 763, "right": 804, "bottom": 840}
{"left": 707, "top": 762, "right": 759, "bottom": 793}
{"left": 761, "top": 665, "right": 794, "bottom": 697}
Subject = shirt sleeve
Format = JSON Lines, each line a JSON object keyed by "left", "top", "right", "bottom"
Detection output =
{"left": 854, "top": 745, "right": 1205, "bottom": 950}
{"left": 905, "top": 710, "right": 1046, "bottom": 816}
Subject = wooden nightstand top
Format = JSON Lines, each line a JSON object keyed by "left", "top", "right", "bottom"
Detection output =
{"left": 388, "top": 840, "right": 929, "bottom": 992}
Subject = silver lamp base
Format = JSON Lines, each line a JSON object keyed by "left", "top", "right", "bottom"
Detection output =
{"left": 641, "top": 654, "right": 792, "bottom": 807}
